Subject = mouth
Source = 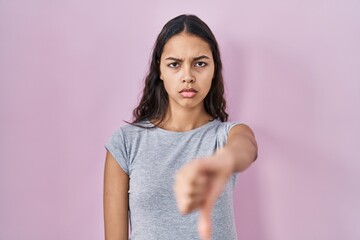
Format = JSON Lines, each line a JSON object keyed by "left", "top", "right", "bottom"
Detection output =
{"left": 179, "top": 88, "right": 198, "bottom": 98}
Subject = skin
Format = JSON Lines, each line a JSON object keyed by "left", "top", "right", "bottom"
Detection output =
{"left": 158, "top": 33, "right": 215, "bottom": 131}
{"left": 103, "top": 151, "right": 129, "bottom": 240}
{"left": 103, "top": 32, "right": 258, "bottom": 240}
{"left": 174, "top": 124, "right": 257, "bottom": 240}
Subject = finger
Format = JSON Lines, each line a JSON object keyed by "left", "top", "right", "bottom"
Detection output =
{"left": 199, "top": 159, "right": 228, "bottom": 200}
{"left": 175, "top": 187, "right": 203, "bottom": 214}
{"left": 194, "top": 175, "right": 210, "bottom": 195}
{"left": 183, "top": 186, "right": 208, "bottom": 214}
{"left": 195, "top": 174, "right": 208, "bottom": 185}
{"left": 182, "top": 173, "right": 210, "bottom": 208}
{"left": 197, "top": 175, "right": 228, "bottom": 239}
{"left": 197, "top": 184, "right": 219, "bottom": 240}
{"left": 198, "top": 204, "right": 212, "bottom": 240}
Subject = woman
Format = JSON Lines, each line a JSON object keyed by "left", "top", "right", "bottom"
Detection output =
{"left": 104, "top": 14, "right": 257, "bottom": 240}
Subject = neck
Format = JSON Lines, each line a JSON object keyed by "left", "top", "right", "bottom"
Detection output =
{"left": 157, "top": 105, "right": 213, "bottom": 132}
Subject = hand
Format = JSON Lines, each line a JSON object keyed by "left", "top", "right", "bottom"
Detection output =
{"left": 173, "top": 151, "right": 234, "bottom": 240}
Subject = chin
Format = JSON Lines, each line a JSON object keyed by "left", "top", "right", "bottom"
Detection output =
{"left": 180, "top": 100, "right": 204, "bottom": 109}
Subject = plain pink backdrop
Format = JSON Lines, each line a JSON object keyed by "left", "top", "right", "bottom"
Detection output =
{"left": 1, "top": 0, "right": 359, "bottom": 239}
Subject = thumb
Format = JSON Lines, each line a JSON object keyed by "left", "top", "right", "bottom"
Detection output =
{"left": 198, "top": 178, "right": 222, "bottom": 240}
{"left": 197, "top": 170, "right": 228, "bottom": 240}
{"left": 198, "top": 204, "right": 212, "bottom": 240}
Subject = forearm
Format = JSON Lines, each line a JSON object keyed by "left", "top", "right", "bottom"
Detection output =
{"left": 216, "top": 127, "right": 258, "bottom": 173}
{"left": 104, "top": 192, "right": 129, "bottom": 240}
{"left": 104, "top": 151, "right": 129, "bottom": 240}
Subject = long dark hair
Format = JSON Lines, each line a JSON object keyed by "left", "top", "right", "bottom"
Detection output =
{"left": 132, "top": 14, "right": 228, "bottom": 125}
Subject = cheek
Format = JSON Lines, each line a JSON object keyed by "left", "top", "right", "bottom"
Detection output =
{"left": 160, "top": 66, "right": 172, "bottom": 81}
{"left": 201, "top": 70, "right": 214, "bottom": 88}
{"left": 161, "top": 71, "right": 181, "bottom": 90}
{"left": 162, "top": 77, "right": 179, "bottom": 93}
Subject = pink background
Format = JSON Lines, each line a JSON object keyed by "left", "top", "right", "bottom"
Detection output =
{"left": 1, "top": 0, "right": 359, "bottom": 239}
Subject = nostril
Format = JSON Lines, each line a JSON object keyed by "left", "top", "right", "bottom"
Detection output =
{"left": 182, "top": 78, "right": 195, "bottom": 83}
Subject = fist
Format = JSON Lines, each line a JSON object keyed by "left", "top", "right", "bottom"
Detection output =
{"left": 173, "top": 155, "right": 234, "bottom": 240}
{"left": 174, "top": 159, "right": 211, "bottom": 214}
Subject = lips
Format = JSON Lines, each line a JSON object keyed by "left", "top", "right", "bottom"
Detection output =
{"left": 179, "top": 88, "right": 197, "bottom": 98}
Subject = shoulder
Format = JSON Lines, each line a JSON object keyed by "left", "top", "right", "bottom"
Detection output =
{"left": 111, "top": 121, "right": 151, "bottom": 140}
{"left": 227, "top": 123, "right": 255, "bottom": 138}
{"left": 215, "top": 120, "right": 243, "bottom": 135}
{"left": 215, "top": 121, "right": 256, "bottom": 141}
{"left": 121, "top": 122, "right": 149, "bottom": 132}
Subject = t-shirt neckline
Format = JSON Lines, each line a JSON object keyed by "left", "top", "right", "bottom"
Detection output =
{"left": 147, "top": 119, "right": 219, "bottom": 134}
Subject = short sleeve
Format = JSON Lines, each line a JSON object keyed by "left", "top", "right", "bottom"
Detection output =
{"left": 225, "top": 122, "right": 242, "bottom": 136}
{"left": 104, "top": 128, "right": 129, "bottom": 175}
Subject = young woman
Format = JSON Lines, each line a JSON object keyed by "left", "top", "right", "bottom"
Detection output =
{"left": 104, "top": 14, "right": 257, "bottom": 240}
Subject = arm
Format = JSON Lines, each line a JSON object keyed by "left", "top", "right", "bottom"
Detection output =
{"left": 216, "top": 123, "right": 258, "bottom": 173}
{"left": 174, "top": 124, "right": 258, "bottom": 240}
{"left": 103, "top": 151, "right": 129, "bottom": 240}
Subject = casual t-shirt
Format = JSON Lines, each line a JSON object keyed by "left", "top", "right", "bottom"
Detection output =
{"left": 105, "top": 119, "right": 240, "bottom": 240}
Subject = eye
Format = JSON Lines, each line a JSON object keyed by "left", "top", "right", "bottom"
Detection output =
{"left": 168, "top": 62, "right": 180, "bottom": 68}
{"left": 195, "top": 62, "right": 207, "bottom": 67}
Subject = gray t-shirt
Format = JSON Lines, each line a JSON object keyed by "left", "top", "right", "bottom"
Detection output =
{"left": 105, "top": 119, "right": 240, "bottom": 240}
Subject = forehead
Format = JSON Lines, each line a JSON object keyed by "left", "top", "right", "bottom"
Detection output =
{"left": 161, "top": 33, "right": 212, "bottom": 58}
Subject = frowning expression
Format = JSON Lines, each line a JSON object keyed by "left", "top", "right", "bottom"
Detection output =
{"left": 159, "top": 33, "right": 215, "bottom": 110}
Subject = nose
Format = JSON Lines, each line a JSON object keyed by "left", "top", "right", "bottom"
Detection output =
{"left": 182, "top": 78, "right": 195, "bottom": 83}
{"left": 181, "top": 65, "right": 195, "bottom": 83}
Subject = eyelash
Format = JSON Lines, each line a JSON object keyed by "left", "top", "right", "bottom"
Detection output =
{"left": 195, "top": 62, "right": 207, "bottom": 67}
{"left": 167, "top": 62, "right": 207, "bottom": 68}
{"left": 168, "top": 62, "right": 180, "bottom": 68}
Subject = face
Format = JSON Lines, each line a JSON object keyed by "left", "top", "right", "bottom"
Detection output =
{"left": 159, "top": 33, "right": 215, "bottom": 111}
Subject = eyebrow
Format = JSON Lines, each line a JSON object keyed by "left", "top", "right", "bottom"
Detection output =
{"left": 164, "top": 55, "right": 210, "bottom": 62}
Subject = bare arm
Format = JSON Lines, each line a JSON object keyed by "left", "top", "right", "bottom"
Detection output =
{"left": 217, "top": 123, "right": 258, "bottom": 173}
{"left": 174, "top": 123, "right": 258, "bottom": 240}
{"left": 103, "top": 151, "right": 129, "bottom": 240}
